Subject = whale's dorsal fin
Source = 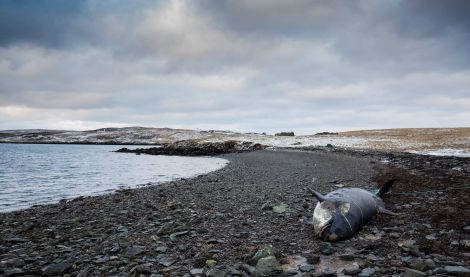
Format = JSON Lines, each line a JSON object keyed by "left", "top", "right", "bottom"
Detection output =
{"left": 376, "top": 178, "right": 398, "bottom": 197}
{"left": 307, "top": 187, "right": 326, "bottom": 202}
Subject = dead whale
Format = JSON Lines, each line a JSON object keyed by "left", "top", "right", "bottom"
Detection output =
{"left": 309, "top": 179, "right": 397, "bottom": 241}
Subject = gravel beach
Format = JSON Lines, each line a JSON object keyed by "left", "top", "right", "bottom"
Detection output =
{"left": 1, "top": 149, "right": 469, "bottom": 276}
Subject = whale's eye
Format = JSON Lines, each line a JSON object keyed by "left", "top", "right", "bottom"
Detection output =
{"left": 339, "top": 202, "right": 351, "bottom": 215}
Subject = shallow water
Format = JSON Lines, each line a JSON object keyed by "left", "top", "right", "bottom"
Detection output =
{"left": 0, "top": 144, "right": 228, "bottom": 212}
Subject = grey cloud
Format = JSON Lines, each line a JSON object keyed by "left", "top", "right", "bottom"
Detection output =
{"left": 384, "top": 0, "right": 470, "bottom": 38}
{"left": 0, "top": 0, "right": 469, "bottom": 133}
{"left": 0, "top": 1, "right": 94, "bottom": 47}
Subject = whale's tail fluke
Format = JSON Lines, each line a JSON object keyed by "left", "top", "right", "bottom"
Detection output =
{"left": 307, "top": 187, "right": 326, "bottom": 202}
{"left": 376, "top": 178, "right": 398, "bottom": 197}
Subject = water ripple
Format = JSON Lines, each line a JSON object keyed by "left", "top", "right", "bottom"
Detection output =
{"left": 0, "top": 144, "right": 228, "bottom": 212}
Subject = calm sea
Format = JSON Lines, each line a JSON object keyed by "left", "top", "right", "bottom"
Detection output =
{"left": 0, "top": 143, "right": 228, "bottom": 212}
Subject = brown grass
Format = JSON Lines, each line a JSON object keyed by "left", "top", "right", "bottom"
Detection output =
{"left": 340, "top": 128, "right": 470, "bottom": 151}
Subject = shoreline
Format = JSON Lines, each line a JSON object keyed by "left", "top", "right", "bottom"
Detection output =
{"left": 1, "top": 149, "right": 469, "bottom": 276}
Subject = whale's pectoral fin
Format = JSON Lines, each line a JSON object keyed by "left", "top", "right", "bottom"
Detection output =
{"left": 378, "top": 206, "right": 401, "bottom": 216}
{"left": 307, "top": 187, "right": 326, "bottom": 202}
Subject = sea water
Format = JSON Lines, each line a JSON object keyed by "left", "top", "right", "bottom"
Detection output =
{"left": 0, "top": 143, "right": 228, "bottom": 212}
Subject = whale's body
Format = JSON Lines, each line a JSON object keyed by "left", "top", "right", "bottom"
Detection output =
{"left": 310, "top": 179, "right": 397, "bottom": 241}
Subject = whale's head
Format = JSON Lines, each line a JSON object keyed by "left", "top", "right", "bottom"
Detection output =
{"left": 313, "top": 200, "right": 353, "bottom": 241}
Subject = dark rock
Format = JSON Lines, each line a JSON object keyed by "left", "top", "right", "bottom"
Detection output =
{"left": 321, "top": 269, "right": 337, "bottom": 276}
{"left": 157, "top": 256, "right": 176, "bottom": 267}
{"left": 3, "top": 267, "right": 25, "bottom": 276}
{"left": 238, "top": 263, "right": 256, "bottom": 275}
{"left": 315, "top": 132, "right": 339, "bottom": 136}
{"left": 130, "top": 264, "right": 152, "bottom": 275}
{"left": 169, "top": 231, "right": 189, "bottom": 241}
{"left": 1, "top": 258, "right": 25, "bottom": 268}
{"left": 410, "top": 223, "right": 431, "bottom": 231}
{"left": 404, "top": 268, "right": 426, "bottom": 277}
{"left": 261, "top": 202, "right": 274, "bottom": 211}
{"left": 4, "top": 238, "right": 29, "bottom": 243}
{"left": 206, "top": 268, "right": 226, "bottom": 277}
{"left": 319, "top": 242, "right": 335, "bottom": 255}
{"left": 116, "top": 140, "right": 265, "bottom": 156}
{"left": 410, "top": 258, "right": 426, "bottom": 271}
{"left": 161, "top": 265, "right": 180, "bottom": 273}
{"left": 282, "top": 268, "right": 299, "bottom": 276}
{"left": 156, "top": 246, "right": 168, "bottom": 253}
{"left": 424, "top": 258, "right": 436, "bottom": 270}
{"left": 95, "top": 255, "right": 110, "bottom": 264}
{"left": 42, "top": 261, "right": 73, "bottom": 276}
{"left": 123, "top": 246, "right": 146, "bottom": 258}
{"left": 464, "top": 226, "right": 470, "bottom": 234}
{"left": 274, "top": 132, "right": 295, "bottom": 136}
{"left": 303, "top": 253, "right": 320, "bottom": 264}
{"left": 425, "top": 233, "right": 438, "bottom": 240}
{"left": 338, "top": 253, "right": 355, "bottom": 261}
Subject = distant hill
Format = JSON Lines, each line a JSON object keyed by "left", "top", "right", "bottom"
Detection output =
{"left": 1, "top": 127, "right": 469, "bottom": 157}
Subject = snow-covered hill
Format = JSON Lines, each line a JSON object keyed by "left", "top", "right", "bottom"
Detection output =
{"left": 1, "top": 127, "right": 469, "bottom": 157}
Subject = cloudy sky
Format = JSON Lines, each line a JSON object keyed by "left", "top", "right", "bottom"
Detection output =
{"left": 0, "top": 0, "right": 469, "bottom": 134}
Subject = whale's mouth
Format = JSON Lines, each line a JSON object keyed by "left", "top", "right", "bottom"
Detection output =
{"left": 319, "top": 222, "right": 332, "bottom": 239}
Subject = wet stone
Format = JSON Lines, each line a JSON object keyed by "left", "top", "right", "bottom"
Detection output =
{"left": 404, "top": 268, "right": 426, "bottom": 277}
{"left": 255, "top": 256, "right": 282, "bottom": 277}
{"left": 160, "top": 265, "right": 180, "bottom": 273}
{"left": 338, "top": 253, "right": 355, "bottom": 261}
{"left": 1, "top": 258, "right": 25, "bottom": 268}
{"left": 189, "top": 268, "right": 204, "bottom": 276}
{"left": 227, "top": 268, "right": 243, "bottom": 276}
{"left": 123, "top": 246, "right": 146, "bottom": 258}
{"left": 130, "top": 264, "right": 152, "bottom": 275}
{"left": 156, "top": 246, "right": 167, "bottom": 253}
{"left": 464, "top": 226, "right": 470, "bottom": 234}
{"left": 157, "top": 256, "right": 176, "bottom": 267}
{"left": 283, "top": 268, "right": 300, "bottom": 276}
{"left": 272, "top": 203, "right": 289, "bottom": 213}
{"left": 410, "top": 258, "right": 426, "bottom": 271}
{"left": 42, "top": 261, "right": 74, "bottom": 276}
{"left": 358, "top": 267, "right": 375, "bottom": 277}
{"left": 343, "top": 264, "right": 361, "bottom": 275}
{"left": 321, "top": 269, "right": 337, "bottom": 276}
{"left": 238, "top": 263, "right": 256, "bottom": 275}
{"left": 461, "top": 240, "right": 470, "bottom": 249}
{"left": 299, "top": 264, "right": 315, "bottom": 272}
{"left": 424, "top": 258, "right": 436, "bottom": 270}
{"left": 3, "top": 267, "right": 25, "bottom": 276}
{"left": 205, "top": 259, "right": 217, "bottom": 268}
{"left": 252, "top": 245, "right": 276, "bottom": 263}
{"left": 169, "top": 230, "right": 189, "bottom": 241}
{"left": 444, "top": 265, "right": 470, "bottom": 276}
{"left": 206, "top": 268, "right": 226, "bottom": 277}
{"left": 305, "top": 253, "right": 320, "bottom": 264}
{"left": 319, "top": 242, "right": 335, "bottom": 255}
